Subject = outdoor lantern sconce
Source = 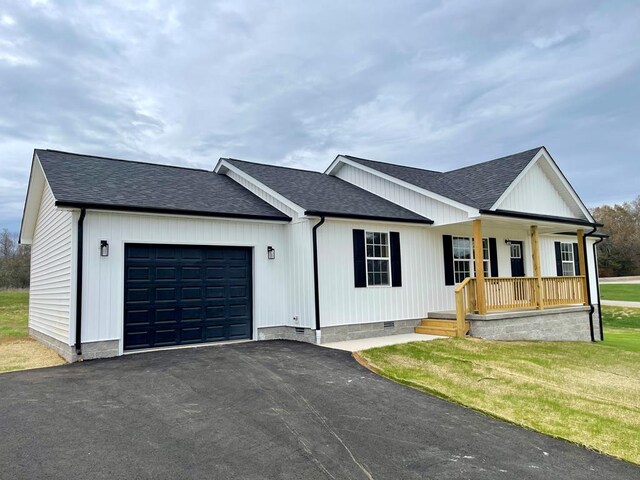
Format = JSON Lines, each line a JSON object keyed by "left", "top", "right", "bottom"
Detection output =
{"left": 267, "top": 246, "right": 275, "bottom": 260}
{"left": 504, "top": 239, "right": 511, "bottom": 245}
{"left": 100, "top": 240, "right": 109, "bottom": 257}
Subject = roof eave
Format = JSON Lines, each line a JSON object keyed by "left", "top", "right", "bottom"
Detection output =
{"left": 304, "top": 210, "right": 433, "bottom": 225}
{"left": 479, "top": 209, "right": 602, "bottom": 228}
{"left": 54, "top": 201, "right": 292, "bottom": 223}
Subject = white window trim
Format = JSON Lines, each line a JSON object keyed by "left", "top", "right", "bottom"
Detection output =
{"left": 452, "top": 236, "right": 491, "bottom": 284}
{"left": 365, "top": 230, "right": 392, "bottom": 287}
{"left": 560, "top": 242, "right": 576, "bottom": 277}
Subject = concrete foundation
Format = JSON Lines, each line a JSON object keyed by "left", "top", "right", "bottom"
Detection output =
{"left": 468, "top": 306, "right": 594, "bottom": 341}
{"left": 319, "top": 319, "right": 421, "bottom": 344}
{"left": 257, "top": 326, "right": 316, "bottom": 343}
{"left": 30, "top": 328, "right": 120, "bottom": 362}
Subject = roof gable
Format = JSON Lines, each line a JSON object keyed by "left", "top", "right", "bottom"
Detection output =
{"left": 333, "top": 148, "right": 541, "bottom": 211}
{"left": 222, "top": 158, "right": 433, "bottom": 224}
{"left": 33, "top": 150, "right": 291, "bottom": 221}
{"left": 492, "top": 148, "right": 594, "bottom": 222}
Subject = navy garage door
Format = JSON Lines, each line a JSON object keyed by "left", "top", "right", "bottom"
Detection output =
{"left": 124, "top": 244, "right": 252, "bottom": 350}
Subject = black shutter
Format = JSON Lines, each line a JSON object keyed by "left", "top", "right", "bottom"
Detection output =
{"left": 489, "top": 238, "right": 499, "bottom": 277}
{"left": 554, "top": 241, "right": 563, "bottom": 276}
{"left": 573, "top": 243, "right": 580, "bottom": 275}
{"left": 443, "top": 235, "right": 454, "bottom": 286}
{"left": 353, "top": 229, "right": 366, "bottom": 288}
{"left": 390, "top": 232, "right": 402, "bottom": 287}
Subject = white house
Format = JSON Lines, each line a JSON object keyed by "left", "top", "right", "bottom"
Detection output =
{"left": 19, "top": 147, "right": 604, "bottom": 361}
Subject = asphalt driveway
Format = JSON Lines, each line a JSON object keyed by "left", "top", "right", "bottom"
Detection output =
{"left": 0, "top": 340, "right": 637, "bottom": 479}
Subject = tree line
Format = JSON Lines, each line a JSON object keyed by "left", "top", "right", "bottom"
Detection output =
{"left": 0, "top": 229, "right": 30, "bottom": 289}
{"left": 0, "top": 195, "right": 638, "bottom": 288}
{"left": 592, "top": 195, "right": 640, "bottom": 277}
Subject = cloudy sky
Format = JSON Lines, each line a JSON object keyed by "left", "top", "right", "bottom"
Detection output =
{"left": 1, "top": 0, "right": 639, "bottom": 232}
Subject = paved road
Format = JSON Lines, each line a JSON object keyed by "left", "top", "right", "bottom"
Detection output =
{"left": 0, "top": 341, "right": 637, "bottom": 479}
{"left": 601, "top": 299, "right": 640, "bottom": 308}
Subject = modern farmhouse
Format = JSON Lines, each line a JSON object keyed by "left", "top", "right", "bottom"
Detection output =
{"left": 19, "top": 147, "right": 604, "bottom": 361}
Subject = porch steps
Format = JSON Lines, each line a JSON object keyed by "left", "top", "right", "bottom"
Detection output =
{"left": 415, "top": 317, "right": 469, "bottom": 337}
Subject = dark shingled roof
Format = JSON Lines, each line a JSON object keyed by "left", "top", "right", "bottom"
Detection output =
{"left": 36, "top": 149, "right": 291, "bottom": 221}
{"left": 224, "top": 158, "right": 433, "bottom": 224}
{"left": 342, "top": 147, "right": 542, "bottom": 210}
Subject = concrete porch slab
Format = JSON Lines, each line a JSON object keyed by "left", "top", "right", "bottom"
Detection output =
{"left": 321, "top": 333, "right": 444, "bottom": 352}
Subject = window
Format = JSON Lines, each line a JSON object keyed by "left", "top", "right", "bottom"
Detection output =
{"left": 452, "top": 236, "right": 491, "bottom": 283}
{"left": 510, "top": 242, "right": 522, "bottom": 260}
{"left": 366, "top": 232, "right": 390, "bottom": 286}
{"left": 452, "top": 237, "right": 472, "bottom": 283}
{"left": 560, "top": 242, "right": 575, "bottom": 276}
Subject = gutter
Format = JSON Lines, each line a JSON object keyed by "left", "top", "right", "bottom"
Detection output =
{"left": 304, "top": 210, "right": 433, "bottom": 225}
{"left": 479, "top": 209, "right": 602, "bottom": 228}
{"left": 592, "top": 235, "right": 605, "bottom": 341}
{"left": 75, "top": 209, "right": 86, "bottom": 358}
{"left": 312, "top": 216, "right": 326, "bottom": 337}
{"left": 583, "top": 227, "right": 598, "bottom": 342}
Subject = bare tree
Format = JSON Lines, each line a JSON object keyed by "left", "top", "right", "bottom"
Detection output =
{"left": 592, "top": 195, "right": 640, "bottom": 276}
{"left": 0, "top": 229, "right": 30, "bottom": 289}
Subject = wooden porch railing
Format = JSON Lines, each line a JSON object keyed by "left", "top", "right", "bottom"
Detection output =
{"left": 455, "top": 275, "right": 587, "bottom": 336}
{"left": 454, "top": 277, "right": 476, "bottom": 337}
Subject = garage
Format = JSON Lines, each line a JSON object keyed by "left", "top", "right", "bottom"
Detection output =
{"left": 123, "top": 244, "right": 252, "bottom": 350}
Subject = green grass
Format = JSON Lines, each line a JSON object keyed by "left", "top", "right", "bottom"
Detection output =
{"left": 602, "top": 305, "right": 640, "bottom": 352}
{"left": 600, "top": 283, "right": 640, "bottom": 302}
{"left": 0, "top": 290, "right": 65, "bottom": 372}
{"left": 359, "top": 320, "right": 640, "bottom": 465}
{"left": 0, "top": 290, "right": 30, "bottom": 338}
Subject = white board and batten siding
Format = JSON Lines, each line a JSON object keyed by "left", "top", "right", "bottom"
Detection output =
{"left": 496, "top": 161, "right": 584, "bottom": 219}
{"left": 333, "top": 163, "right": 470, "bottom": 225}
{"left": 29, "top": 184, "right": 75, "bottom": 345}
{"left": 316, "top": 219, "right": 453, "bottom": 326}
{"left": 81, "top": 211, "right": 315, "bottom": 351}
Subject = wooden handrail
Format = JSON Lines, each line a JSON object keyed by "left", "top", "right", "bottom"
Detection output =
{"left": 453, "top": 275, "right": 587, "bottom": 335}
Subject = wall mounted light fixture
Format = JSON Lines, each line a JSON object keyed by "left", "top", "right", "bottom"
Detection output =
{"left": 267, "top": 246, "right": 275, "bottom": 260}
{"left": 100, "top": 240, "right": 109, "bottom": 257}
{"left": 504, "top": 239, "right": 511, "bottom": 245}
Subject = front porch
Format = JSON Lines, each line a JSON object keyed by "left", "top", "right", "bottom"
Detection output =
{"left": 420, "top": 218, "right": 593, "bottom": 339}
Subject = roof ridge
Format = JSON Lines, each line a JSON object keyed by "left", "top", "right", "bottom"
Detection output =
{"left": 38, "top": 149, "right": 211, "bottom": 173}
{"left": 444, "top": 146, "right": 543, "bottom": 174}
{"left": 341, "top": 154, "right": 443, "bottom": 174}
{"left": 223, "top": 157, "right": 325, "bottom": 175}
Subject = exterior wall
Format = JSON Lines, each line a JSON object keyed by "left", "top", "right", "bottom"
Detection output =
{"left": 333, "top": 163, "right": 469, "bottom": 225}
{"left": 316, "top": 219, "right": 452, "bottom": 327}
{"left": 468, "top": 306, "right": 592, "bottom": 341}
{"left": 285, "top": 220, "right": 315, "bottom": 329}
{"left": 29, "top": 184, "right": 74, "bottom": 345}
{"left": 497, "top": 161, "right": 582, "bottom": 218}
{"left": 81, "top": 210, "right": 310, "bottom": 353}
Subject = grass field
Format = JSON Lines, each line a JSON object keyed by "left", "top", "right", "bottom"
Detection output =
{"left": 358, "top": 306, "right": 640, "bottom": 465}
{"left": 600, "top": 283, "right": 640, "bottom": 302}
{"left": 0, "top": 290, "right": 65, "bottom": 373}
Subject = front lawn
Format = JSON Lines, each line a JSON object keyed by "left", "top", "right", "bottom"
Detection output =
{"left": 0, "top": 290, "right": 65, "bottom": 373}
{"left": 600, "top": 283, "right": 640, "bottom": 302}
{"left": 602, "top": 305, "right": 640, "bottom": 352}
{"left": 358, "top": 336, "right": 640, "bottom": 465}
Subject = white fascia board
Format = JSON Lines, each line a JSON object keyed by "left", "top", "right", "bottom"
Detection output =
{"left": 18, "top": 153, "right": 46, "bottom": 245}
{"left": 215, "top": 159, "right": 306, "bottom": 216}
{"left": 491, "top": 147, "right": 595, "bottom": 223}
{"left": 328, "top": 155, "right": 479, "bottom": 216}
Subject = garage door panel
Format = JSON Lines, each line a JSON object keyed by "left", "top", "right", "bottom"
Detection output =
{"left": 124, "top": 245, "right": 252, "bottom": 350}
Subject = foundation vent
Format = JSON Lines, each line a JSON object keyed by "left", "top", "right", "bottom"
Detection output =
{"left": 295, "top": 327, "right": 305, "bottom": 334}
{"left": 383, "top": 321, "right": 395, "bottom": 329}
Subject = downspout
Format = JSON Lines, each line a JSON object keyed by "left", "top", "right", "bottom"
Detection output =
{"left": 592, "top": 236, "right": 605, "bottom": 341}
{"left": 75, "top": 209, "right": 86, "bottom": 358}
{"left": 583, "top": 226, "right": 597, "bottom": 342}
{"left": 312, "top": 216, "right": 326, "bottom": 341}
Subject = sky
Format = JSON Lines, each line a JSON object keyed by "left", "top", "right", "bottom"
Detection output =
{"left": 1, "top": 0, "right": 639, "bottom": 232}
